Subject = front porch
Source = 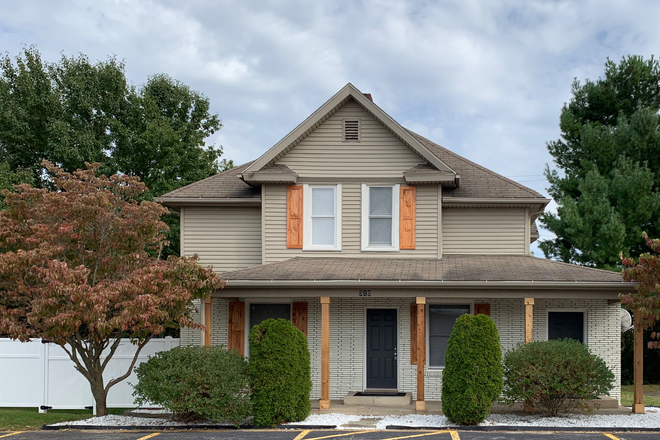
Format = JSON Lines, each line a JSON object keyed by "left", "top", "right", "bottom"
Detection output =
{"left": 198, "top": 292, "right": 623, "bottom": 409}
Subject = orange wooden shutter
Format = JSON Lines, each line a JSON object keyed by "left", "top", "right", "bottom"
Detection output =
{"left": 228, "top": 302, "right": 245, "bottom": 355}
{"left": 474, "top": 303, "right": 491, "bottom": 316}
{"left": 292, "top": 302, "right": 308, "bottom": 336}
{"left": 410, "top": 303, "right": 417, "bottom": 364}
{"left": 287, "top": 185, "right": 303, "bottom": 249}
{"left": 400, "top": 186, "right": 416, "bottom": 249}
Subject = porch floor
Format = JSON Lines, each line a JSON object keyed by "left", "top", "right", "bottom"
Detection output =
{"left": 310, "top": 400, "right": 632, "bottom": 416}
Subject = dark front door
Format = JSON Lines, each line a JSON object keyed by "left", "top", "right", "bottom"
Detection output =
{"left": 366, "top": 309, "right": 397, "bottom": 389}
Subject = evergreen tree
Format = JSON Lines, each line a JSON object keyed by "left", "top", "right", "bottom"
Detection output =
{"left": 541, "top": 55, "right": 660, "bottom": 269}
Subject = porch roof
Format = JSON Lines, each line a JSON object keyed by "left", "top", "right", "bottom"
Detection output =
{"left": 221, "top": 255, "right": 634, "bottom": 290}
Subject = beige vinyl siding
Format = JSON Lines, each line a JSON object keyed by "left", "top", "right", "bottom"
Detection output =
{"left": 442, "top": 208, "right": 526, "bottom": 254}
{"left": 264, "top": 184, "right": 438, "bottom": 263}
{"left": 183, "top": 207, "right": 262, "bottom": 273}
{"left": 276, "top": 100, "right": 425, "bottom": 177}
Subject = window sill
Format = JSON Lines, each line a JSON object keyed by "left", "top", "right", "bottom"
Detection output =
{"left": 302, "top": 247, "right": 342, "bottom": 252}
{"left": 361, "top": 247, "right": 400, "bottom": 252}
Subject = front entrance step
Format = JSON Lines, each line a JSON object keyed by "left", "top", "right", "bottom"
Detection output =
{"left": 343, "top": 391, "right": 412, "bottom": 407}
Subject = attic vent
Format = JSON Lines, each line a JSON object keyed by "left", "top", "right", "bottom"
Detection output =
{"left": 343, "top": 119, "right": 360, "bottom": 142}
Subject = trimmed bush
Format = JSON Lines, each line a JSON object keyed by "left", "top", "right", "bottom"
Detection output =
{"left": 501, "top": 339, "right": 615, "bottom": 417}
{"left": 441, "top": 314, "right": 504, "bottom": 425}
{"left": 132, "top": 346, "right": 251, "bottom": 425}
{"left": 248, "top": 318, "right": 312, "bottom": 427}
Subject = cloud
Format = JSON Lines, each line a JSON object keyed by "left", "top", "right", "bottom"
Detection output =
{"left": 1, "top": 0, "right": 658, "bottom": 258}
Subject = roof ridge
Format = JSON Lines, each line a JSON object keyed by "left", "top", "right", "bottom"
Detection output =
{"left": 405, "top": 129, "right": 545, "bottom": 199}
{"left": 161, "top": 161, "right": 256, "bottom": 198}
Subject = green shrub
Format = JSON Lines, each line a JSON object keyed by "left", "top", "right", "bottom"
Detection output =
{"left": 501, "top": 339, "right": 615, "bottom": 417}
{"left": 132, "top": 346, "right": 251, "bottom": 425}
{"left": 248, "top": 318, "right": 311, "bottom": 427}
{"left": 441, "top": 314, "right": 503, "bottom": 425}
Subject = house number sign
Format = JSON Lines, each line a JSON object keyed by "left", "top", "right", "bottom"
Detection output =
{"left": 358, "top": 290, "right": 372, "bottom": 297}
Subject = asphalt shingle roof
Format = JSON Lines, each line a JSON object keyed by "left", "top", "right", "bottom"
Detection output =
{"left": 407, "top": 130, "right": 545, "bottom": 199}
{"left": 221, "top": 255, "right": 623, "bottom": 283}
{"left": 161, "top": 161, "right": 260, "bottom": 199}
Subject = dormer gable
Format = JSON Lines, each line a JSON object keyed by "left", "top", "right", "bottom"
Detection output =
{"left": 239, "top": 83, "right": 458, "bottom": 185}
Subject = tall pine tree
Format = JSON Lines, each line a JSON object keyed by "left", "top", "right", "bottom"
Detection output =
{"left": 541, "top": 56, "right": 660, "bottom": 269}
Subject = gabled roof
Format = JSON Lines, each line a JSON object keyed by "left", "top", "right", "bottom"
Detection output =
{"left": 221, "top": 255, "right": 632, "bottom": 289}
{"left": 240, "top": 83, "right": 457, "bottom": 185}
{"left": 159, "top": 87, "right": 550, "bottom": 207}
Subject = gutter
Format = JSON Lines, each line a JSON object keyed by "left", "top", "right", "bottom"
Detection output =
{"left": 443, "top": 197, "right": 551, "bottom": 206}
{"left": 157, "top": 197, "right": 261, "bottom": 207}
{"left": 224, "top": 279, "right": 635, "bottom": 289}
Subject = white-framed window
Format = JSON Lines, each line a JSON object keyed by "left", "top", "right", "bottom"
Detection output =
{"left": 428, "top": 304, "right": 471, "bottom": 368}
{"left": 547, "top": 310, "right": 586, "bottom": 344}
{"left": 303, "top": 184, "right": 342, "bottom": 251}
{"left": 361, "top": 184, "right": 400, "bottom": 251}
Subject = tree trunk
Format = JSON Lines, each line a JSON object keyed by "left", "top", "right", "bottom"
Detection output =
{"left": 89, "top": 370, "right": 109, "bottom": 416}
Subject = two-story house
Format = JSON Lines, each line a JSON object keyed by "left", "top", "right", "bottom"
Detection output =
{"left": 159, "top": 84, "right": 634, "bottom": 410}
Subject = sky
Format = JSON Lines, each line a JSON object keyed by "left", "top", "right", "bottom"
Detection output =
{"left": 1, "top": 0, "right": 658, "bottom": 256}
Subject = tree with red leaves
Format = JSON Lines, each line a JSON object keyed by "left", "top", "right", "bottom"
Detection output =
{"left": 622, "top": 233, "right": 660, "bottom": 348}
{"left": 0, "top": 161, "right": 224, "bottom": 415}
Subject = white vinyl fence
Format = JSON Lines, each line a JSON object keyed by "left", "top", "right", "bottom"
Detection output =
{"left": 0, "top": 337, "right": 179, "bottom": 410}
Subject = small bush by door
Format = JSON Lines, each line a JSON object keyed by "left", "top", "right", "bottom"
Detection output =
{"left": 132, "top": 346, "right": 251, "bottom": 426}
{"left": 248, "top": 318, "right": 312, "bottom": 427}
{"left": 500, "top": 339, "right": 615, "bottom": 417}
{"left": 441, "top": 314, "right": 504, "bottom": 425}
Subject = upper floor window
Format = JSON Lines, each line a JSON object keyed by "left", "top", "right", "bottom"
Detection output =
{"left": 362, "top": 184, "right": 400, "bottom": 251}
{"left": 303, "top": 184, "right": 342, "bottom": 251}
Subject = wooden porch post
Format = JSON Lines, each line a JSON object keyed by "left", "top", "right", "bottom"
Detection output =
{"left": 523, "top": 297, "right": 534, "bottom": 413}
{"left": 633, "top": 308, "right": 645, "bottom": 414}
{"left": 204, "top": 297, "right": 213, "bottom": 346}
{"left": 524, "top": 298, "right": 534, "bottom": 344}
{"left": 416, "top": 297, "right": 426, "bottom": 411}
{"left": 320, "top": 297, "right": 331, "bottom": 409}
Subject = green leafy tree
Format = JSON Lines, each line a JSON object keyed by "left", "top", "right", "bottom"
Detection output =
{"left": 541, "top": 55, "right": 660, "bottom": 269}
{"left": 0, "top": 47, "right": 231, "bottom": 256}
{"left": 0, "top": 162, "right": 33, "bottom": 207}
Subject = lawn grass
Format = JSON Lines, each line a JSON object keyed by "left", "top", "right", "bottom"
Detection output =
{"left": 0, "top": 407, "right": 128, "bottom": 431}
{"left": 621, "top": 384, "right": 660, "bottom": 407}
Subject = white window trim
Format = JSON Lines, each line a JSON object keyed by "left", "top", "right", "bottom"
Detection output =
{"left": 426, "top": 302, "right": 473, "bottom": 370}
{"left": 303, "top": 184, "right": 342, "bottom": 251}
{"left": 361, "top": 184, "right": 400, "bottom": 251}
{"left": 546, "top": 309, "right": 588, "bottom": 345}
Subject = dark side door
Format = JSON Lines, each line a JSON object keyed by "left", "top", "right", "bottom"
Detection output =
{"left": 366, "top": 308, "right": 397, "bottom": 389}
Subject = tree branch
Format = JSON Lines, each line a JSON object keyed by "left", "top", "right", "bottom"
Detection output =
{"left": 104, "top": 336, "right": 152, "bottom": 394}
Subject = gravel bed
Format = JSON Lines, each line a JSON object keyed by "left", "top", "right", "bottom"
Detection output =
{"left": 51, "top": 407, "right": 660, "bottom": 429}
{"left": 128, "top": 408, "right": 173, "bottom": 415}
{"left": 377, "top": 409, "right": 660, "bottom": 429}
{"left": 50, "top": 414, "right": 216, "bottom": 427}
